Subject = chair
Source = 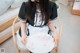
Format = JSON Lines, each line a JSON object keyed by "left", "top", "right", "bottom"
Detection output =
{"left": 12, "top": 16, "right": 30, "bottom": 53}
{"left": 12, "top": 16, "right": 62, "bottom": 53}
{"left": 52, "top": 17, "right": 62, "bottom": 53}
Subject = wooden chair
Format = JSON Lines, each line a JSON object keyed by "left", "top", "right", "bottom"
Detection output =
{"left": 52, "top": 17, "right": 62, "bottom": 53}
{"left": 12, "top": 16, "right": 30, "bottom": 53}
{"left": 12, "top": 16, "right": 62, "bottom": 53}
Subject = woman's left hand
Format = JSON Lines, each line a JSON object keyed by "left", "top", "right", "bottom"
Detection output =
{"left": 53, "top": 33, "right": 59, "bottom": 47}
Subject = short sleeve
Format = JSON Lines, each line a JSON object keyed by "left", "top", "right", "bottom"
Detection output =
{"left": 18, "top": 2, "right": 27, "bottom": 22}
{"left": 50, "top": 3, "right": 58, "bottom": 20}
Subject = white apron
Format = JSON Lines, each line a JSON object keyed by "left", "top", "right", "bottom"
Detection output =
{"left": 16, "top": 24, "right": 55, "bottom": 53}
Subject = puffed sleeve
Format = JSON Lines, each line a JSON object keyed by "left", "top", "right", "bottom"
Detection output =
{"left": 50, "top": 2, "right": 58, "bottom": 20}
{"left": 18, "top": 2, "right": 27, "bottom": 22}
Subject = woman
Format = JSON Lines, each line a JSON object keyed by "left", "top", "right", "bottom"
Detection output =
{"left": 17, "top": 0, "right": 59, "bottom": 53}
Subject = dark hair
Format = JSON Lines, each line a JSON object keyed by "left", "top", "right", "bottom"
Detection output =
{"left": 25, "top": 0, "right": 50, "bottom": 24}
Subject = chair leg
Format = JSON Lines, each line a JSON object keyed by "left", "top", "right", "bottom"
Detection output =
{"left": 18, "top": 49, "right": 21, "bottom": 53}
{"left": 55, "top": 48, "right": 58, "bottom": 53}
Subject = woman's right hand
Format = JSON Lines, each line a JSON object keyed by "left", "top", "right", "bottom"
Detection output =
{"left": 21, "top": 34, "right": 27, "bottom": 45}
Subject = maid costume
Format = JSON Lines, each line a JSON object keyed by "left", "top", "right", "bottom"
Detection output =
{"left": 16, "top": 1, "right": 58, "bottom": 53}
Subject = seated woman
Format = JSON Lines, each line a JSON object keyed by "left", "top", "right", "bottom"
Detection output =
{"left": 17, "top": 0, "right": 59, "bottom": 53}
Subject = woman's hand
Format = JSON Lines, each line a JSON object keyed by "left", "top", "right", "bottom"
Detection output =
{"left": 21, "top": 34, "right": 27, "bottom": 45}
{"left": 53, "top": 33, "right": 59, "bottom": 47}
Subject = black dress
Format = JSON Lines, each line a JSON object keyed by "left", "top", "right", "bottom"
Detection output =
{"left": 18, "top": 1, "right": 58, "bottom": 53}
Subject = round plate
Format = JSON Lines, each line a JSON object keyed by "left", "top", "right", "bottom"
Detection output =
{"left": 26, "top": 33, "right": 55, "bottom": 53}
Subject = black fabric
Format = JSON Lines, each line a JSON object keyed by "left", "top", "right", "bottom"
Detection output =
{"left": 19, "top": 28, "right": 30, "bottom": 37}
{"left": 18, "top": 2, "right": 26, "bottom": 20}
{"left": 49, "top": 2, "right": 58, "bottom": 20}
{"left": 18, "top": 1, "right": 58, "bottom": 26}
{"left": 30, "top": 51, "right": 50, "bottom": 53}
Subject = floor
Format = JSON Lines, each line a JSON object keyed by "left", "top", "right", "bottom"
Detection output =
{"left": 0, "top": 2, "right": 80, "bottom": 53}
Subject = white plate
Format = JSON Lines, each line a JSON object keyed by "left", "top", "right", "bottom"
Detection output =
{"left": 26, "top": 33, "right": 56, "bottom": 53}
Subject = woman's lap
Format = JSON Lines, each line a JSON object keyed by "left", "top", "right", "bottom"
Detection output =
{"left": 16, "top": 25, "right": 53, "bottom": 53}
